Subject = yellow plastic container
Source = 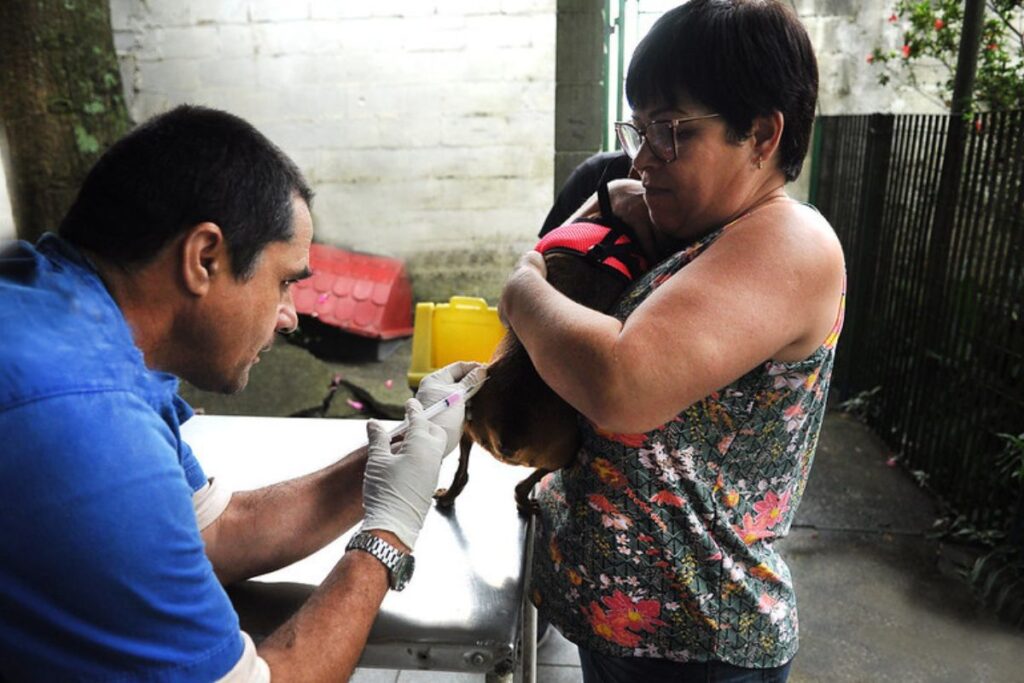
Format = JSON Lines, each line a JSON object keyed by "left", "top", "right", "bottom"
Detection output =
{"left": 407, "top": 296, "right": 505, "bottom": 388}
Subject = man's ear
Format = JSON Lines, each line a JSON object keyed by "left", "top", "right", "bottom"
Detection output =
{"left": 180, "top": 222, "right": 227, "bottom": 296}
{"left": 750, "top": 110, "right": 785, "bottom": 167}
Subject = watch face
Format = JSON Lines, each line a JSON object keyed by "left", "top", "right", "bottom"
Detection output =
{"left": 392, "top": 554, "right": 415, "bottom": 591}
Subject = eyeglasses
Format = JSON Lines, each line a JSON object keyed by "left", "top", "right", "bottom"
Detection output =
{"left": 615, "top": 113, "right": 721, "bottom": 163}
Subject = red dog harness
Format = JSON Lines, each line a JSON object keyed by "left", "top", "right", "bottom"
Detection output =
{"left": 534, "top": 222, "right": 647, "bottom": 282}
{"left": 534, "top": 177, "right": 649, "bottom": 282}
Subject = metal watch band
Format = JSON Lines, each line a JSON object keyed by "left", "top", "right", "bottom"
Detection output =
{"left": 345, "top": 531, "right": 408, "bottom": 589}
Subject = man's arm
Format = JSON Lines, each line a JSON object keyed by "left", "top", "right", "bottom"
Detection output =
{"left": 200, "top": 444, "right": 369, "bottom": 586}
{"left": 200, "top": 361, "right": 483, "bottom": 586}
{"left": 256, "top": 529, "right": 402, "bottom": 681}
{"left": 256, "top": 400, "right": 449, "bottom": 680}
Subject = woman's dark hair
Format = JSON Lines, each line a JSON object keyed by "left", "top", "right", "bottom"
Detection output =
{"left": 625, "top": 0, "right": 818, "bottom": 181}
{"left": 60, "top": 104, "right": 313, "bottom": 279}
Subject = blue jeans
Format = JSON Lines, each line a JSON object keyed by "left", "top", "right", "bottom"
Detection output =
{"left": 578, "top": 647, "right": 793, "bottom": 683}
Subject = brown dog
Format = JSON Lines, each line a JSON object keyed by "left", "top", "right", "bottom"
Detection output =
{"left": 434, "top": 179, "right": 654, "bottom": 512}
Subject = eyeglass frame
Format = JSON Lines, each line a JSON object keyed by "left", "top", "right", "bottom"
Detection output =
{"left": 615, "top": 113, "right": 722, "bottom": 163}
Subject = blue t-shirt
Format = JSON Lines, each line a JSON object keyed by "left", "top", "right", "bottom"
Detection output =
{"left": 0, "top": 236, "right": 243, "bottom": 680}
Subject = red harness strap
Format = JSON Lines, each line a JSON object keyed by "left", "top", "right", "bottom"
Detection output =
{"left": 534, "top": 221, "right": 647, "bottom": 282}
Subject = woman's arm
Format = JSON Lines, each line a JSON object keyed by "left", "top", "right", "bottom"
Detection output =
{"left": 501, "top": 202, "right": 845, "bottom": 434}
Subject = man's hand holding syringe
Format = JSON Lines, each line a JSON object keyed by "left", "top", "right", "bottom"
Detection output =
{"left": 359, "top": 362, "right": 487, "bottom": 552}
{"left": 385, "top": 362, "right": 488, "bottom": 444}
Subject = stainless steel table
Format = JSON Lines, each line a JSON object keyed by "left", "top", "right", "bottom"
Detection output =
{"left": 182, "top": 415, "right": 537, "bottom": 682}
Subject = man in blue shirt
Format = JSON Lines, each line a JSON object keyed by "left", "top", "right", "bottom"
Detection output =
{"left": 0, "top": 105, "right": 478, "bottom": 680}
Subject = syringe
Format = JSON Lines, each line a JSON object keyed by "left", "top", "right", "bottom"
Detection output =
{"left": 386, "top": 368, "right": 488, "bottom": 441}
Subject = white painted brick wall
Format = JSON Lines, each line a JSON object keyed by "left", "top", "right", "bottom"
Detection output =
{"left": 111, "top": 0, "right": 557, "bottom": 266}
{"left": 795, "top": 0, "right": 947, "bottom": 115}
{"left": 0, "top": 1, "right": 951, "bottom": 258}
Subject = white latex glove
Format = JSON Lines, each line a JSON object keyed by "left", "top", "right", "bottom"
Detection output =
{"left": 362, "top": 398, "right": 448, "bottom": 550}
{"left": 414, "top": 361, "right": 487, "bottom": 456}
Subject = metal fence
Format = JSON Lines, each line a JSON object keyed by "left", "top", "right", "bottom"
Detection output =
{"left": 810, "top": 112, "right": 1024, "bottom": 533}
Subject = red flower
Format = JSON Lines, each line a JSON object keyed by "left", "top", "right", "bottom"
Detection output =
{"left": 974, "top": 119, "right": 984, "bottom": 132}
{"left": 588, "top": 494, "right": 631, "bottom": 529}
{"left": 587, "top": 494, "right": 618, "bottom": 514}
{"left": 866, "top": 53, "right": 875, "bottom": 64}
{"left": 734, "top": 513, "right": 775, "bottom": 545}
{"left": 750, "top": 562, "right": 782, "bottom": 583}
{"left": 901, "top": 44, "right": 912, "bottom": 59}
{"left": 650, "top": 490, "right": 686, "bottom": 508}
{"left": 592, "top": 458, "right": 627, "bottom": 488}
{"left": 602, "top": 590, "right": 668, "bottom": 634}
{"left": 888, "top": 12, "right": 899, "bottom": 23}
{"left": 752, "top": 489, "right": 792, "bottom": 528}
{"left": 987, "top": 42, "right": 998, "bottom": 51}
{"left": 934, "top": 18, "right": 945, "bottom": 30}
{"left": 548, "top": 535, "right": 563, "bottom": 567}
{"left": 583, "top": 602, "right": 642, "bottom": 647}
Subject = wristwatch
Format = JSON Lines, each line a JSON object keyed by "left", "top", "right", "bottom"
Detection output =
{"left": 345, "top": 531, "right": 415, "bottom": 591}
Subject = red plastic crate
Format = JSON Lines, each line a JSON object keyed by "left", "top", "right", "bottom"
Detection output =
{"left": 291, "top": 243, "right": 413, "bottom": 340}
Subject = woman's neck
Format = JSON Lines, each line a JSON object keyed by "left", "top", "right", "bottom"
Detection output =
{"left": 652, "top": 184, "right": 791, "bottom": 259}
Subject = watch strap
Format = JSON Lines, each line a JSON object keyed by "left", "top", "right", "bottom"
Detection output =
{"left": 345, "top": 531, "right": 411, "bottom": 590}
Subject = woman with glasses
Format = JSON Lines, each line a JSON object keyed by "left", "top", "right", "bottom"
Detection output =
{"left": 499, "top": 2, "right": 846, "bottom": 681}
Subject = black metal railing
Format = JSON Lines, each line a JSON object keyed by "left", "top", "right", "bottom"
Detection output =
{"left": 811, "top": 112, "right": 1024, "bottom": 534}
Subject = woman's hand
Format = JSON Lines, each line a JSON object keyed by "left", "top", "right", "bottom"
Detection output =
{"left": 414, "top": 361, "right": 486, "bottom": 456}
{"left": 606, "top": 179, "right": 661, "bottom": 261}
{"left": 498, "top": 250, "right": 546, "bottom": 327}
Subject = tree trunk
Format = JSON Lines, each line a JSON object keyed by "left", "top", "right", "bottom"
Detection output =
{"left": 0, "top": 0, "right": 131, "bottom": 243}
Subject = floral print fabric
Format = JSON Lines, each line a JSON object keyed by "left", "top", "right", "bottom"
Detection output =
{"left": 532, "top": 221, "right": 845, "bottom": 668}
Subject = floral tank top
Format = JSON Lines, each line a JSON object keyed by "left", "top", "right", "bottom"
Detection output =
{"left": 532, "top": 215, "right": 845, "bottom": 668}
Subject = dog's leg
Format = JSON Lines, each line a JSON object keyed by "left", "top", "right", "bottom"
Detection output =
{"left": 434, "top": 432, "right": 473, "bottom": 508}
{"left": 515, "top": 468, "right": 551, "bottom": 515}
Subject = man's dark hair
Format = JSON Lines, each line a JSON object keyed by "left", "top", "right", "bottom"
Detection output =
{"left": 625, "top": 0, "right": 818, "bottom": 182}
{"left": 60, "top": 104, "right": 313, "bottom": 279}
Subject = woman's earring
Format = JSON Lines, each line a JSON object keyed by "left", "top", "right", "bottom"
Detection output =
{"left": 757, "top": 156, "right": 764, "bottom": 170}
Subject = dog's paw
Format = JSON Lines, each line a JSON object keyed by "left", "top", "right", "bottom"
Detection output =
{"left": 434, "top": 488, "right": 456, "bottom": 508}
{"left": 515, "top": 493, "right": 541, "bottom": 516}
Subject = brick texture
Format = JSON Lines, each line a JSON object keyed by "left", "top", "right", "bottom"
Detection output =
{"left": 111, "top": 0, "right": 557, "bottom": 302}
{"left": 0, "top": 1, "right": 946, "bottom": 277}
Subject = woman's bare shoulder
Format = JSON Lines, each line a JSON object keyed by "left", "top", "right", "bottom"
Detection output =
{"left": 713, "top": 198, "right": 844, "bottom": 272}
{"left": 689, "top": 198, "right": 844, "bottom": 361}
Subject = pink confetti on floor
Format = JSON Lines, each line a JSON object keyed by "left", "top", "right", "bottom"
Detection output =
{"left": 385, "top": 379, "right": 394, "bottom": 389}
{"left": 346, "top": 399, "right": 364, "bottom": 411}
